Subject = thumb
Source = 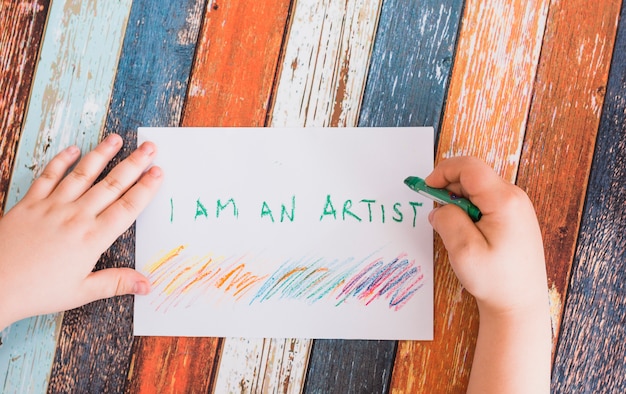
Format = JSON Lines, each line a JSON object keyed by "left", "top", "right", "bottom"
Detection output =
{"left": 81, "top": 267, "right": 151, "bottom": 304}
{"left": 429, "top": 204, "right": 488, "bottom": 271}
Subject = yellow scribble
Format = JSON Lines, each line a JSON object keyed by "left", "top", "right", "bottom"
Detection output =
{"left": 146, "top": 245, "right": 186, "bottom": 274}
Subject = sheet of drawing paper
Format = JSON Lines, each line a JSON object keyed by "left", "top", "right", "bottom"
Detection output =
{"left": 134, "top": 127, "right": 434, "bottom": 340}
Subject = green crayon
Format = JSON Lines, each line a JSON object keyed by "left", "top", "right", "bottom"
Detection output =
{"left": 404, "top": 176, "right": 482, "bottom": 222}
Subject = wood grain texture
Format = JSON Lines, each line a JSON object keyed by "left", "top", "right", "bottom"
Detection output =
{"left": 552, "top": 3, "right": 626, "bottom": 391}
{"left": 0, "top": 0, "right": 49, "bottom": 211}
{"left": 215, "top": 338, "right": 310, "bottom": 393}
{"left": 516, "top": 0, "right": 621, "bottom": 353}
{"left": 129, "top": 1, "right": 292, "bottom": 392}
{"left": 391, "top": 1, "right": 550, "bottom": 392}
{"left": 47, "top": 1, "right": 205, "bottom": 392}
{"left": 358, "top": 0, "right": 464, "bottom": 134}
{"left": 127, "top": 337, "right": 221, "bottom": 394}
{"left": 183, "top": 0, "right": 292, "bottom": 127}
{"left": 1, "top": 1, "right": 132, "bottom": 392}
{"left": 305, "top": 1, "right": 463, "bottom": 393}
{"left": 304, "top": 340, "right": 396, "bottom": 393}
{"left": 213, "top": 0, "right": 384, "bottom": 392}
{"left": 269, "top": 0, "right": 382, "bottom": 127}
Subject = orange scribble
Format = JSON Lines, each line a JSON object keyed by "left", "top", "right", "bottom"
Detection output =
{"left": 162, "top": 265, "right": 193, "bottom": 295}
{"left": 216, "top": 263, "right": 245, "bottom": 288}
{"left": 278, "top": 267, "right": 307, "bottom": 283}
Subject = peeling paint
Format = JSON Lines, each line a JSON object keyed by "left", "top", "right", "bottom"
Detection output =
{"left": 548, "top": 283, "right": 563, "bottom": 340}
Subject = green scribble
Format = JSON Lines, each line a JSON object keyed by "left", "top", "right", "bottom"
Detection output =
{"left": 195, "top": 198, "right": 208, "bottom": 220}
{"left": 280, "top": 195, "right": 296, "bottom": 222}
{"left": 392, "top": 202, "right": 403, "bottom": 222}
{"left": 342, "top": 199, "right": 361, "bottom": 221}
{"left": 217, "top": 198, "right": 238, "bottom": 218}
{"left": 319, "top": 194, "right": 337, "bottom": 221}
{"left": 360, "top": 199, "right": 376, "bottom": 222}
{"left": 261, "top": 201, "right": 275, "bottom": 222}
{"left": 170, "top": 198, "right": 174, "bottom": 223}
{"left": 409, "top": 201, "right": 423, "bottom": 227}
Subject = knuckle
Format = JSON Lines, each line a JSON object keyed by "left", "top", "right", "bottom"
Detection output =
{"left": 500, "top": 184, "right": 532, "bottom": 212}
{"left": 38, "top": 168, "right": 58, "bottom": 182}
{"left": 69, "top": 166, "right": 92, "bottom": 184}
{"left": 114, "top": 273, "right": 127, "bottom": 296}
{"left": 118, "top": 195, "right": 138, "bottom": 214}
{"left": 127, "top": 150, "right": 146, "bottom": 168}
{"left": 102, "top": 175, "right": 126, "bottom": 194}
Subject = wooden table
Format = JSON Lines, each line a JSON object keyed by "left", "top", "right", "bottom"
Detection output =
{"left": 1, "top": 0, "right": 625, "bottom": 392}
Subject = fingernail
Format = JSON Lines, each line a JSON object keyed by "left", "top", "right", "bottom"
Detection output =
{"left": 139, "top": 142, "right": 155, "bottom": 155}
{"left": 148, "top": 166, "right": 162, "bottom": 178}
{"left": 428, "top": 207, "right": 438, "bottom": 224}
{"left": 65, "top": 145, "right": 80, "bottom": 156}
{"left": 105, "top": 134, "right": 122, "bottom": 146}
{"left": 133, "top": 281, "right": 151, "bottom": 295}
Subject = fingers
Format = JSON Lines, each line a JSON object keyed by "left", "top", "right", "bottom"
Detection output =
{"left": 79, "top": 141, "right": 158, "bottom": 214}
{"left": 425, "top": 157, "right": 507, "bottom": 215}
{"left": 48, "top": 134, "right": 124, "bottom": 202}
{"left": 95, "top": 165, "right": 163, "bottom": 243}
{"left": 24, "top": 145, "right": 82, "bottom": 201}
{"left": 429, "top": 204, "right": 488, "bottom": 262}
{"left": 80, "top": 267, "right": 151, "bottom": 305}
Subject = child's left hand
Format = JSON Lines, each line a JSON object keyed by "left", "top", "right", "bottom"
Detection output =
{"left": 0, "top": 134, "right": 162, "bottom": 330}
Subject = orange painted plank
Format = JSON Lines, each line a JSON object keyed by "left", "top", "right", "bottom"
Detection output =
{"left": 516, "top": 0, "right": 621, "bottom": 355}
{"left": 0, "top": 0, "right": 49, "bottom": 211}
{"left": 390, "top": 1, "right": 550, "bottom": 392}
{"left": 127, "top": 337, "right": 222, "bottom": 393}
{"left": 182, "top": 0, "right": 292, "bottom": 127}
{"left": 126, "top": 0, "right": 292, "bottom": 392}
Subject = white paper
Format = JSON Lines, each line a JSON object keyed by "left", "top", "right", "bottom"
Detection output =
{"left": 134, "top": 127, "right": 434, "bottom": 340}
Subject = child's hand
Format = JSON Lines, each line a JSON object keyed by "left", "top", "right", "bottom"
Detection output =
{"left": 0, "top": 134, "right": 162, "bottom": 330}
{"left": 426, "top": 156, "right": 551, "bottom": 393}
{"left": 426, "top": 156, "right": 548, "bottom": 316}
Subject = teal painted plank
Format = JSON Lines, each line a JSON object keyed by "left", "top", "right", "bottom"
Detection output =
{"left": 304, "top": 0, "right": 464, "bottom": 392}
{"left": 46, "top": 0, "right": 206, "bottom": 391}
{"left": 552, "top": 2, "right": 626, "bottom": 391}
{"left": 0, "top": 1, "right": 133, "bottom": 392}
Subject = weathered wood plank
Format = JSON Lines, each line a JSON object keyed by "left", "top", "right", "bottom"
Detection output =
{"left": 183, "top": 0, "right": 293, "bottom": 127}
{"left": 552, "top": 2, "right": 626, "bottom": 391}
{"left": 47, "top": 1, "right": 206, "bottom": 392}
{"left": 0, "top": 1, "right": 132, "bottom": 392}
{"left": 127, "top": 337, "right": 221, "bottom": 394}
{"left": 304, "top": 340, "right": 396, "bottom": 393}
{"left": 304, "top": 1, "right": 464, "bottom": 393}
{"left": 0, "top": 0, "right": 49, "bottom": 209}
{"left": 358, "top": 0, "right": 464, "bottom": 133}
{"left": 269, "top": 0, "right": 382, "bottom": 127}
{"left": 127, "top": 1, "right": 291, "bottom": 392}
{"left": 216, "top": 338, "right": 311, "bottom": 393}
{"left": 516, "top": 0, "right": 621, "bottom": 355}
{"left": 213, "top": 0, "right": 383, "bottom": 392}
{"left": 390, "top": 1, "right": 550, "bottom": 392}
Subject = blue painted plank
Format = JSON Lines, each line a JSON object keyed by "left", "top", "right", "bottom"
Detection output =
{"left": 45, "top": 0, "right": 206, "bottom": 392}
{"left": 359, "top": 0, "right": 464, "bottom": 140}
{"left": 552, "top": 2, "right": 626, "bottom": 392}
{"left": 0, "top": 1, "right": 132, "bottom": 392}
{"left": 304, "top": 1, "right": 464, "bottom": 393}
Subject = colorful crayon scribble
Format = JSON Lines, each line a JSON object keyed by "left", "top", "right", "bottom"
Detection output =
{"left": 145, "top": 245, "right": 425, "bottom": 312}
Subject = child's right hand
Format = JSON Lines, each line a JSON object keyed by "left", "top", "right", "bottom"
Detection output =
{"left": 426, "top": 156, "right": 551, "bottom": 393}
{"left": 426, "top": 156, "right": 548, "bottom": 317}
